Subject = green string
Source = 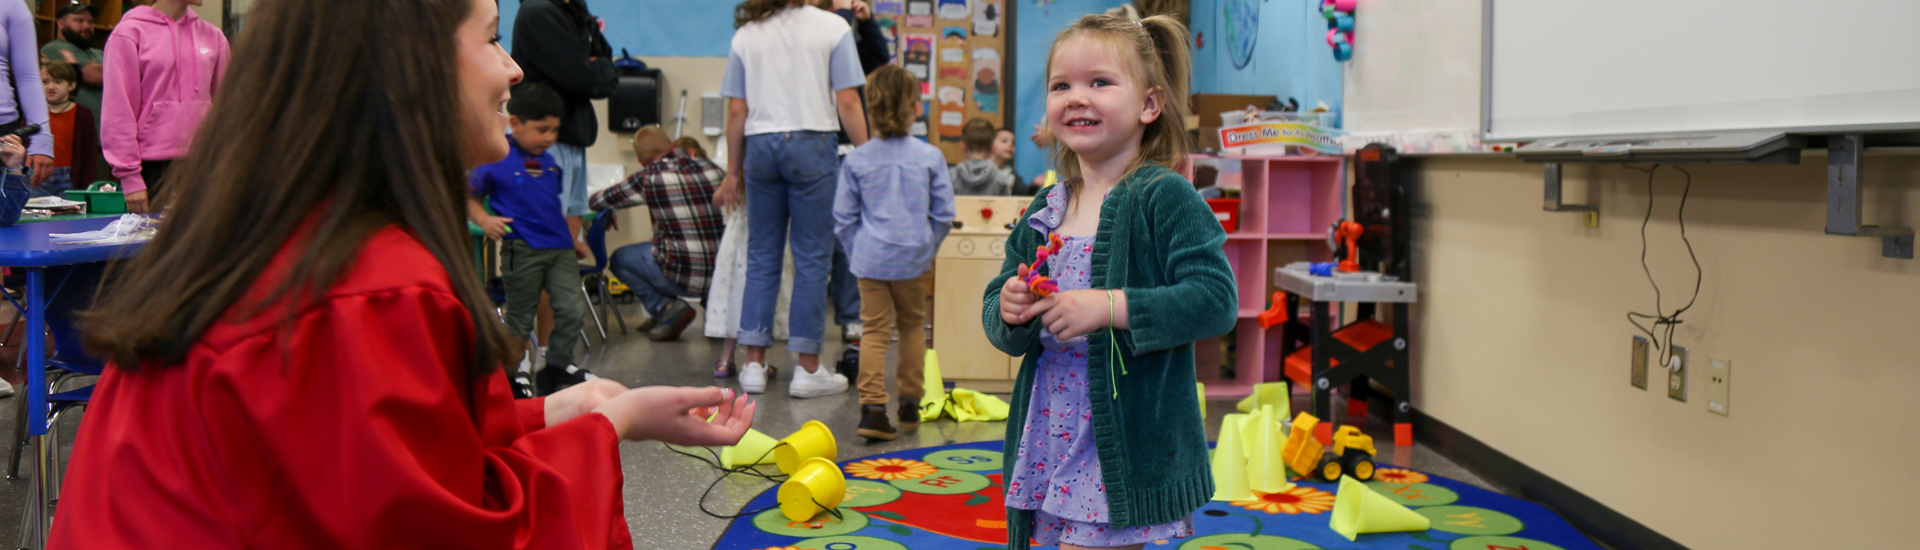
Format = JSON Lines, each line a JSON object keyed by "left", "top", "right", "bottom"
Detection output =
{"left": 1107, "top": 290, "right": 1127, "bottom": 399}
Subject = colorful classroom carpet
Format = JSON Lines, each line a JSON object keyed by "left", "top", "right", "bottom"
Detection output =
{"left": 708, "top": 441, "right": 1602, "bottom": 550}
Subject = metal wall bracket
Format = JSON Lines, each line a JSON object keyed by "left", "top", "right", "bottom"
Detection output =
{"left": 1543, "top": 163, "right": 1599, "bottom": 226}
{"left": 1825, "top": 134, "right": 1914, "bottom": 259}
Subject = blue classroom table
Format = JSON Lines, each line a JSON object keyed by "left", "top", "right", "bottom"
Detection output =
{"left": 0, "top": 216, "right": 144, "bottom": 548}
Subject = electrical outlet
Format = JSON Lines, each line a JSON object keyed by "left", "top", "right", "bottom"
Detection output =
{"left": 1707, "top": 358, "right": 1730, "bottom": 416}
{"left": 1667, "top": 346, "right": 1688, "bottom": 402}
{"left": 1630, "top": 336, "right": 1649, "bottom": 389}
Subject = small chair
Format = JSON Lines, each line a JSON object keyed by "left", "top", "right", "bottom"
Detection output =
{"left": 578, "top": 211, "right": 627, "bottom": 340}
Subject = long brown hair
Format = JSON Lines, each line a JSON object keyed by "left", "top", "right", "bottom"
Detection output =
{"left": 865, "top": 64, "right": 919, "bottom": 139}
{"left": 1044, "top": 14, "right": 1194, "bottom": 190}
{"left": 735, "top": 0, "right": 802, "bottom": 28}
{"left": 79, "top": 0, "right": 509, "bottom": 375}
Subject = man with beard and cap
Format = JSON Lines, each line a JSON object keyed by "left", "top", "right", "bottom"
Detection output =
{"left": 41, "top": 2, "right": 104, "bottom": 124}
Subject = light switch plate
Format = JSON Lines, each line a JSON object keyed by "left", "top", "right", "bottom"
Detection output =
{"left": 1707, "top": 358, "right": 1730, "bottom": 416}
{"left": 1667, "top": 346, "right": 1688, "bottom": 402}
{"left": 1630, "top": 336, "right": 1649, "bottom": 389}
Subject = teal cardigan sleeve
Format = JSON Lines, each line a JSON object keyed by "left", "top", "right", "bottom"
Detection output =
{"left": 1121, "top": 175, "right": 1239, "bottom": 353}
{"left": 981, "top": 194, "right": 1051, "bottom": 356}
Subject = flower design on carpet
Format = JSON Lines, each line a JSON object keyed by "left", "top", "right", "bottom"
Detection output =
{"left": 845, "top": 458, "right": 939, "bottom": 481}
{"left": 1374, "top": 468, "right": 1429, "bottom": 485}
{"left": 1232, "top": 485, "right": 1336, "bottom": 515}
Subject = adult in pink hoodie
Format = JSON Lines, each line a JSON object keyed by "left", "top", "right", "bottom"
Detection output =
{"left": 101, "top": 0, "right": 229, "bottom": 213}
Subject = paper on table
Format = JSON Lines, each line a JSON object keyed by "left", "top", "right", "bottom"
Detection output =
{"left": 51, "top": 214, "right": 158, "bottom": 245}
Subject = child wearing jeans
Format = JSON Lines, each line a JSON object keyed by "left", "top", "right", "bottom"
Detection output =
{"left": 37, "top": 60, "right": 98, "bottom": 198}
{"left": 834, "top": 64, "right": 954, "bottom": 441}
{"left": 467, "top": 83, "right": 597, "bottom": 398}
{"left": 987, "top": 14, "right": 1235, "bottom": 550}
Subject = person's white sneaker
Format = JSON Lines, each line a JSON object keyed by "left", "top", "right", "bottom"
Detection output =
{"left": 739, "top": 362, "right": 768, "bottom": 394}
{"left": 0, "top": 378, "right": 13, "bottom": 398}
{"left": 789, "top": 366, "right": 848, "bottom": 398}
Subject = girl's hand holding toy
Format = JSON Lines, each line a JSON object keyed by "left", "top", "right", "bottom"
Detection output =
{"left": 1036, "top": 289, "right": 1128, "bottom": 341}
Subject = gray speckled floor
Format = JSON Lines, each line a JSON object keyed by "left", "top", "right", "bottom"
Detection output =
{"left": 0, "top": 303, "right": 1499, "bottom": 549}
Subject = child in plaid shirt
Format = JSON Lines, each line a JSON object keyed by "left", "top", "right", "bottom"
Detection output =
{"left": 591, "top": 126, "right": 727, "bottom": 341}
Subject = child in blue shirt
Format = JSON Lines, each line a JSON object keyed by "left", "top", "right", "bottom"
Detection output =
{"left": 833, "top": 64, "right": 955, "bottom": 440}
{"left": 467, "top": 83, "right": 596, "bottom": 398}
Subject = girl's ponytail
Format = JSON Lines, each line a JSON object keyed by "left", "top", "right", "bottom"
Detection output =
{"left": 1136, "top": 15, "right": 1193, "bottom": 170}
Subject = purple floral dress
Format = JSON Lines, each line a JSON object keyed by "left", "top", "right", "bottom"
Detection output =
{"left": 1004, "top": 186, "right": 1193, "bottom": 547}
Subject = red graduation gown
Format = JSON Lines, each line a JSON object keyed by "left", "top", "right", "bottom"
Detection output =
{"left": 51, "top": 226, "right": 631, "bottom": 549}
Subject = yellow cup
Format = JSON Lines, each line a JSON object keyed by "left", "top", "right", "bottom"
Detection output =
{"left": 774, "top": 420, "right": 839, "bottom": 474}
{"left": 778, "top": 457, "right": 847, "bottom": 521}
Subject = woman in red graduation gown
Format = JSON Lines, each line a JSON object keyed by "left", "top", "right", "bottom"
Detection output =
{"left": 49, "top": 0, "right": 756, "bottom": 548}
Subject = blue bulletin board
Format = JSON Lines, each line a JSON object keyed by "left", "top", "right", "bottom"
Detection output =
{"left": 1190, "top": 0, "right": 1343, "bottom": 120}
{"left": 499, "top": 0, "right": 738, "bottom": 58}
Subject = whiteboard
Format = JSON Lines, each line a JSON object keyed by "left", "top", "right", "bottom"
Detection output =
{"left": 1343, "top": 0, "right": 1483, "bottom": 136}
{"left": 1341, "top": 0, "right": 1488, "bottom": 152}
{"left": 1486, "top": 0, "right": 1920, "bottom": 141}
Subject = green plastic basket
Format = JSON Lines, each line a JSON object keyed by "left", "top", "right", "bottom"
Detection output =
{"left": 64, "top": 182, "right": 125, "bottom": 214}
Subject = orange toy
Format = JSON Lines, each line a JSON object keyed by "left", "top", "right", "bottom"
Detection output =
{"left": 1332, "top": 220, "right": 1364, "bottom": 273}
{"left": 1018, "top": 233, "right": 1066, "bottom": 297}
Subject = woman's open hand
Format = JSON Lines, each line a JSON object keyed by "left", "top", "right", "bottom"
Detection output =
{"left": 593, "top": 386, "right": 757, "bottom": 446}
{"left": 543, "top": 378, "right": 629, "bottom": 427}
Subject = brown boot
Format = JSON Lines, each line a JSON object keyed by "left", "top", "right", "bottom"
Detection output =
{"left": 897, "top": 402, "right": 921, "bottom": 435}
{"left": 857, "top": 404, "right": 897, "bottom": 441}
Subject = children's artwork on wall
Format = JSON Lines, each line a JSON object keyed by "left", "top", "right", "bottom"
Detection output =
{"left": 938, "top": 27, "right": 969, "bottom": 80}
{"left": 971, "top": 48, "right": 1001, "bottom": 114}
{"left": 937, "top": 0, "right": 969, "bottom": 21}
{"left": 906, "top": 0, "right": 935, "bottom": 27}
{"left": 903, "top": 33, "right": 936, "bottom": 82}
{"left": 1225, "top": 0, "right": 1259, "bottom": 69}
{"left": 877, "top": 17, "right": 900, "bottom": 60}
{"left": 913, "top": 100, "right": 931, "bottom": 138}
{"left": 938, "top": 86, "right": 966, "bottom": 141}
{"left": 876, "top": 1, "right": 904, "bottom": 16}
{"left": 973, "top": 0, "right": 1001, "bottom": 36}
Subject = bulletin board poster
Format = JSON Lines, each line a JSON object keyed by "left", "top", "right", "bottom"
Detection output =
{"left": 881, "top": 0, "right": 1009, "bottom": 162}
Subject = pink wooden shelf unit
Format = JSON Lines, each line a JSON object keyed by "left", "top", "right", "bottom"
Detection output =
{"left": 1181, "top": 154, "right": 1345, "bottom": 399}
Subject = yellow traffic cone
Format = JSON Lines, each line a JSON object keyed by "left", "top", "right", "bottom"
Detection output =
{"left": 778, "top": 457, "right": 848, "bottom": 521}
{"left": 1330, "top": 475, "right": 1432, "bottom": 540}
{"left": 1211, "top": 414, "right": 1252, "bottom": 501}
{"left": 774, "top": 420, "right": 839, "bottom": 474}
{"left": 1255, "top": 381, "right": 1289, "bottom": 417}
{"left": 719, "top": 428, "right": 780, "bottom": 468}
{"left": 1238, "top": 407, "right": 1266, "bottom": 458}
{"left": 1246, "top": 405, "right": 1293, "bottom": 493}
{"left": 1235, "top": 381, "right": 1290, "bottom": 413}
{"left": 918, "top": 349, "right": 947, "bottom": 423}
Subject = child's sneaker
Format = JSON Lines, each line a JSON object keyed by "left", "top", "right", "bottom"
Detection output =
{"left": 739, "top": 362, "right": 768, "bottom": 394}
{"left": 856, "top": 404, "right": 896, "bottom": 441}
{"left": 789, "top": 366, "right": 848, "bottom": 398}
{"left": 647, "top": 300, "right": 698, "bottom": 341}
{"left": 536, "top": 364, "right": 597, "bottom": 395}
{"left": 509, "top": 355, "right": 536, "bottom": 399}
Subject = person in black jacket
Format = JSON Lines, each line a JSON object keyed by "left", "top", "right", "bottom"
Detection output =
{"left": 511, "top": 0, "right": 617, "bottom": 226}
{"left": 822, "top": 0, "right": 892, "bottom": 341}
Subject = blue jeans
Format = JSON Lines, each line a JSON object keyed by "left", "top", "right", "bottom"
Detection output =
{"left": 608, "top": 243, "right": 696, "bottom": 319}
{"left": 30, "top": 167, "right": 74, "bottom": 199}
{"left": 739, "top": 131, "right": 839, "bottom": 355}
{"left": 830, "top": 239, "right": 860, "bottom": 326}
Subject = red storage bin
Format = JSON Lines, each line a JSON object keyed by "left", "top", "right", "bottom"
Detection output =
{"left": 1207, "top": 198, "right": 1242, "bottom": 233}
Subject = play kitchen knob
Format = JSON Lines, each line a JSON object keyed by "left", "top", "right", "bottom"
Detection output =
{"left": 981, "top": 207, "right": 994, "bottom": 220}
{"left": 957, "top": 239, "right": 976, "bottom": 256}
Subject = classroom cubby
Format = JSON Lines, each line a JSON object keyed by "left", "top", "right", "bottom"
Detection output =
{"left": 1184, "top": 154, "right": 1344, "bottom": 398}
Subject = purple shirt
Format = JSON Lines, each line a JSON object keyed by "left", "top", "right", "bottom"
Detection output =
{"left": 0, "top": 0, "right": 52, "bottom": 158}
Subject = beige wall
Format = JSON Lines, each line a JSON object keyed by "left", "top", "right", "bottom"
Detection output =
{"left": 579, "top": 56, "right": 729, "bottom": 251}
{"left": 1410, "top": 155, "right": 1920, "bottom": 549}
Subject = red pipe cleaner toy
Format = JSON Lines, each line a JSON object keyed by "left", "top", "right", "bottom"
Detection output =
{"left": 1018, "top": 233, "right": 1065, "bottom": 297}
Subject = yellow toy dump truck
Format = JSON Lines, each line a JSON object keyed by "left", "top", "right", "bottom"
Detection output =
{"left": 1281, "top": 412, "right": 1379, "bottom": 482}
